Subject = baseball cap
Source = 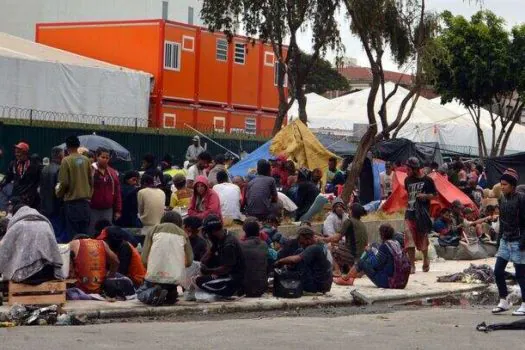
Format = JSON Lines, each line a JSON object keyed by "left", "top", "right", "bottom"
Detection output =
{"left": 193, "top": 135, "right": 200, "bottom": 141}
{"left": 202, "top": 214, "right": 223, "bottom": 233}
{"left": 14, "top": 142, "right": 29, "bottom": 152}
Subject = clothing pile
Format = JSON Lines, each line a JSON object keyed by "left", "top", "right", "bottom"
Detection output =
{"left": 437, "top": 264, "right": 495, "bottom": 284}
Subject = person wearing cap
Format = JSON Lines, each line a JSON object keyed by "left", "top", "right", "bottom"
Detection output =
{"left": 116, "top": 171, "right": 142, "bottom": 228}
{"left": 275, "top": 226, "right": 333, "bottom": 293}
{"left": 56, "top": 136, "right": 93, "bottom": 240}
{"left": 139, "top": 211, "right": 193, "bottom": 306}
{"left": 186, "top": 135, "right": 205, "bottom": 163}
{"left": 39, "top": 146, "right": 65, "bottom": 242}
{"left": 186, "top": 152, "right": 212, "bottom": 189}
{"left": 404, "top": 157, "right": 436, "bottom": 274}
{"left": 322, "top": 198, "right": 349, "bottom": 238}
{"left": 170, "top": 174, "right": 193, "bottom": 209}
{"left": 208, "top": 154, "right": 229, "bottom": 187}
{"left": 492, "top": 168, "right": 525, "bottom": 316}
{"left": 197, "top": 214, "right": 246, "bottom": 297}
{"left": 0, "top": 141, "right": 41, "bottom": 209}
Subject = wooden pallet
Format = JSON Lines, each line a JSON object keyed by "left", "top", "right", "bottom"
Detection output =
{"left": 8, "top": 280, "right": 66, "bottom": 306}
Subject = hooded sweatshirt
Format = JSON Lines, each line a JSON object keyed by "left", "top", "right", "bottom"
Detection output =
{"left": 0, "top": 206, "right": 64, "bottom": 282}
{"left": 188, "top": 175, "right": 222, "bottom": 220}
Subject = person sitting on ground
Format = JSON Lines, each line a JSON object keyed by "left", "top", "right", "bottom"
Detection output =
{"left": 102, "top": 226, "right": 146, "bottom": 287}
{"left": 261, "top": 214, "right": 282, "bottom": 241}
{"left": 240, "top": 219, "right": 269, "bottom": 297}
{"left": 162, "top": 174, "right": 173, "bottom": 207}
{"left": 139, "top": 211, "right": 193, "bottom": 306}
{"left": 460, "top": 207, "right": 494, "bottom": 246}
{"left": 0, "top": 204, "right": 65, "bottom": 284}
{"left": 343, "top": 224, "right": 410, "bottom": 289}
{"left": 323, "top": 203, "right": 368, "bottom": 284}
{"left": 232, "top": 175, "right": 247, "bottom": 209}
{"left": 311, "top": 168, "right": 323, "bottom": 192}
{"left": 188, "top": 175, "right": 222, "bottom": 220}
{"left": 138, "top": 174, "right": 166, "bottom": 235}
{"left": 284, "top": 160, "right": 298, "bottom": 193}
{"left": 275, "top": 226, "right": 333, "bottom": 294}
{"left": 196, "top": 215, "right": 246, "bottom": 297}
{"left": 142, "top": 153, "right": 164, "bottom": 188}
{"left": 433, "top": 208, "right": 461, "bottom": 247}
{"left": 170, "top": 174, "right": 193, "bottom": 209}
{"left": 295, "top": 168, "right": 320, "bottom": 222}
{"left": 116, "top": 171, "right": 142, "bottom": 228}
{"left": 213, "top": 170, "right": 242, "bottom": 220}
{"left": 69, "top": 234, "right": 120, "bottom": 293}
{"left": 323, "top": 198, "right": 349, "bottom": 238}
{"left": 95, "top": 219, "right": 139, "bottom": 247}
{"left": 244, "top": 159, "right": 278, "bottom": 221}
{"left": 187, "top": 152, "right": 212, "bottom": 189}
{"left": 183, "top": 216, "right": 208, "bottom": 262}
{"left": 325, "top": 156, "right": 344, "bottom": 193}
{"left": 271, "top": 154, "right": 289, "bottom": 189}
{"left": 480, "top": 205, "right": 499, "bottom": 242}
{"left": 208, "top": 154, "right": 229, "bottom": 187}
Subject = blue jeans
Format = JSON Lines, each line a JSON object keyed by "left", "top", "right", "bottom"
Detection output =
{"left": 299, "top": 195, "right": 328, "bottom": 223}
{"left": 358, "top": 251, "right": 390, "bottom": 289}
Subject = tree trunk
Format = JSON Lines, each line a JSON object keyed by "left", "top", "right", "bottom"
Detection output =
{"left": 499, "top": 103, "right": 524, "bottom": 156}
{"left": 297, "top": 87, "right": 307, "bottom": 124}
{"left": 392, "top": 89, "right": 420, "bottom": 139}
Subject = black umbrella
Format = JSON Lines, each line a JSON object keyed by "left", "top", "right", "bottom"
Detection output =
{"left": 56, "top": 133, "right": 131, "bottom": 162}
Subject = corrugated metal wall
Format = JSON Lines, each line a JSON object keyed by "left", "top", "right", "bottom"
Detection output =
{"left": 0, "top": 124, "right": 266, "bottom": 172}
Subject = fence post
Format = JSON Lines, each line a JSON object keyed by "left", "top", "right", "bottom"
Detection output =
{"left": 135, "top": 118, "right": 138, "bottom": 132}
{"left": 29, "top": 109, "right": 33, "bottom": 126}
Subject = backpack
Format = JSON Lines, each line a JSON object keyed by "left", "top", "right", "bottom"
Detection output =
{"left": 384, "top": 240, "right": 411, "bottom": 289}
{"left": 273, "top": 268, "right": 303, "bottom": 299}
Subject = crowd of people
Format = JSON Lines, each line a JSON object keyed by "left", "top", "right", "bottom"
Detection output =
{"left": 0, "top": 136, "right": 523, "bottom": 316}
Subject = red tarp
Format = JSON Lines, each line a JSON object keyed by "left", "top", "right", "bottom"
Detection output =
{"left": 382, "top": 171, "right": 477, "bottom": 217}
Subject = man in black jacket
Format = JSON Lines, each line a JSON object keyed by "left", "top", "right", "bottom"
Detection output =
{"left": 492, "top": 168, "right": 525, "bottom": 316}
{"left": 0, "top": 142, "right": 41, "bottom": 209}
{"left": 40, "top": 147, "right": 64, "bottom": 241}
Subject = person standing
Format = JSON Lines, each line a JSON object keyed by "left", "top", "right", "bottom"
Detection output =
{"left": 0, "top": 142, "right": 41, "bottom": 209}
{"left": 404, "top": 157, "right": 436, "bottom": 274}
{"left": 379, "top": 162, "right": 394, "bottom": 200}
{"left": 89, "top": 148, "right": 122, "bottom": 235}
{"left": 492, "top": 168, "right": 525, "bottom": 316}
{"left": 116, "top": 171, "right": 141, "bottom": 228}
{"left": 138, "top": 174, "right": 166, "bottom": 235}
{"left": 186, "top": 136, "right": 205, "bottom": 164}
{"left": 40, "top": 147, "right": 65, "bottom": 242}
{"left": 56, "top": 136, "right": 93, "bottom": 241}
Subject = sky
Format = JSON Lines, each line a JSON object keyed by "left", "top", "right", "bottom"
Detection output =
{"left": 296, "top": 0, "right": 525, "bottom": 73}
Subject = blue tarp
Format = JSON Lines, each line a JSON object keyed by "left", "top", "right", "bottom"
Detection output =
{"left": 229, "top": 141, "right": 272, "bottom": 177}
{"left": 372, "top": 159, "right": 386, "bottom": 201}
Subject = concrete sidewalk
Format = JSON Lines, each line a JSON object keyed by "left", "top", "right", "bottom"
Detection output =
{"left": 1, "top": 258, "right": 495, "bottom": 320}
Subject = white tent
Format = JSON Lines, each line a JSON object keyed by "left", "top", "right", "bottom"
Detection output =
{"left": 0, "top": 32, "right": 151, "bottom": 127}
{"left": 288, "top": 92, "right": 328, "bottom": 119}
{"left": 295, "top": 82, "right": 525, "bottom": 154}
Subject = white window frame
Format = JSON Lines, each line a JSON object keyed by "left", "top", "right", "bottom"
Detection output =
{"left": 182, "top": 35, "right": 194, "bottom": 52}
{"left": 264, "top": 52, "right": 275, "bottom": 67}
{"left": 213, "top": 116, "right": 226, "bottom": 132}
{"left": 163, "top": 113, "right": 176, "bottom": 128}
{"left": 245, "top": 117, "right": 257, "bottom": 135}
{"left": 234, "top": 42, "right": 246, "bottom": 65}
{"left": 216, "top": 39, "right": 228, "bottom": 62}
{"left": 164, "top": 41, "right": 181, "bottom": 71}
{"left": 274, "top": 61, "right": 288, "bottom": 87}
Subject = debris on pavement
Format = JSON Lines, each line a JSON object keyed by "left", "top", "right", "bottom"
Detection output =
{"left": 437, "top": 264, "right": 495, "bottom": 284}
{"left": 2, "top": 303, "right": 85, "bottom": 326}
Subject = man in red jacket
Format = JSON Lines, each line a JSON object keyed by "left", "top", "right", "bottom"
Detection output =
{"left": 89, "top": 147, "right": 122, "bottom": 235}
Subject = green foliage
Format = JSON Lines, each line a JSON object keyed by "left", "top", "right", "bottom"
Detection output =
{"left": 301, "top": 53, "right": 349, "bottom": 94}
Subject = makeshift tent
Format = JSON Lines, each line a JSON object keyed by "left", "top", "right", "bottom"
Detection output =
{"left": 0, "top": 32, "right": 151, "bottom": 126}
{"left": 373, "top": 138, "right": 443, "bottom": 165}
{"left": 229, "top": 120, "right": 340, "bottom": 179}
{"left": 485, "top": 152, "right": 525, "bottom": 188}
{"left": 382, "top": 171, "right": 477, "bottom": 217}
{"left": 228, "top": 141, "right": 271, "bottom": 177}
{"left": 315, "top": 133, "right": 358, "bottom": 156}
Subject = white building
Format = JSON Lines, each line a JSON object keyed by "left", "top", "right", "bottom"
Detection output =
{"left": 0, "top": 0, "right": 202, "bottom": 40}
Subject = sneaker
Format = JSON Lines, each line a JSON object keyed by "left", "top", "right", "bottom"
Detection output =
{"left": 492, "top": 299, "right": 510, "bottom": 314}
{"left": 151, "top": 288, "right": 168, "bottom": 306}
{"left": 512, "top": 304, "right": 525, "bottom": 316}
{"left": 333, "top": 276, "right": 354, "bottom": 286}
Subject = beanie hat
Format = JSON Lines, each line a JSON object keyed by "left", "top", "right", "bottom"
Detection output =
{"left": 501, "top": 168, "right": 519, "bottom": 187}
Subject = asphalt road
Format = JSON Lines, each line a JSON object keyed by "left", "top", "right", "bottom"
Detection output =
{"left": 1, "top": 307, "right": 523, "bottom": 350}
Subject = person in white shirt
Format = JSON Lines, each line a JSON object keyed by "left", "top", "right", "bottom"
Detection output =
{"left": 186, "top": 136, "right": 205, "bottom": 163}
{"left": 213, "top": 170, "right": 242, "bottom": 220}
{"left": 379, "top": 162, "right": 394, "bottom": 199}
{"left": 323, "top": 198, "right": 349, "bottom": 237}
{"left": 186, "top": 152, "right": 212, "bottom": 188}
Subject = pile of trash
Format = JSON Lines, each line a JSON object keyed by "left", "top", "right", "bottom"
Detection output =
{"left": 0, "top": 304, "right": 86, "bottom": 327}
{"left": 437, "top": 264, "right": 495, "bottom": 284}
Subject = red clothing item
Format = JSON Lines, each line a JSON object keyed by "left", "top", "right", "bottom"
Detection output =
{"left": 90, "top": 166, "right": 122, "bottom": 213}
{"left": 188, "top": 175, "right": 222, "bottom": 220}
{"left": 271, "top": 167, "right": 289, "bottom": 188}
